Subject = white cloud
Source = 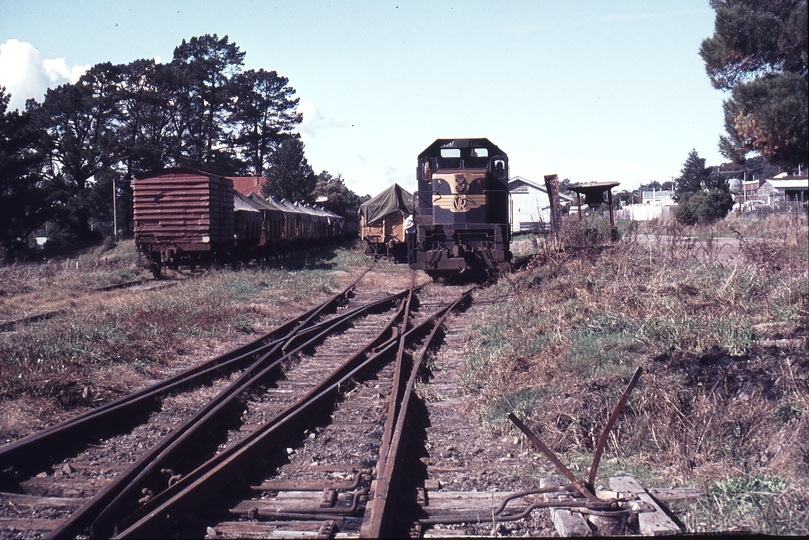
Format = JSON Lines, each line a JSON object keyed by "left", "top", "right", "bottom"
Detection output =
{"left": 298, "top": 100, "right": 351, "bottom": 138}
{"left": 0, "top": 39, "right": 89, "bottom": 110}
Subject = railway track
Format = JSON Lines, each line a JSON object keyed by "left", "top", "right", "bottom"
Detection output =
{"left": 1, "top": 272, "right": 502, "bottom": 538}
{"left": 0, "top": 278, "right": 176, "bottom": 332}
{"left": 5, "top": 269, "right": 637, "bottom": 538}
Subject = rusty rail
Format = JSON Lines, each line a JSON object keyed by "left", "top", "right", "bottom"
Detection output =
{"left": 361, "top": 288, "right": 475, "bottom": 538}
{"left": 0, "top": 273, "right": 367, "bottom": 479}
{"left": 112, "top": 289, "right": 470, "bottom": 539}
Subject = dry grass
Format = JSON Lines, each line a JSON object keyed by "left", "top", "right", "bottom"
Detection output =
{"left": 0, "top": 241, "right": 369, "bottom": 433}
{"left": 468, "top": 213, "right": 809, "bottom": 535}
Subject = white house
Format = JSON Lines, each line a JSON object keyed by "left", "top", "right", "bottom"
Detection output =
{"left": 757, "top": 175, "right": 808, "bottom": 210}
{"left": 508, "top": 176, "right": 573, "bottom": 233}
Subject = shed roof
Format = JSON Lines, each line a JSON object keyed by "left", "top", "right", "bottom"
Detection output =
{"left": 359, "top": 184, "right": 413, "bottom": 223}
{"left": 508, "top": 176, "right": 574, "bottom": 202}
{"left": 762, "top": 178, "right": 809, "bottom": 190}
{"left": 229, "top": 176, "right": 266, "bottom": 196}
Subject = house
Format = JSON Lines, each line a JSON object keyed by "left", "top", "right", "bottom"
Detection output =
{"left": 640, "top": 190, "right": 673, "bottom": 204}
{"left": 618, "top": 188, "right": 676, "bottom": 221}
{"left": 508, "top": 176, "right": 573, "bottom": 233}
{"left": 757, "top": 174, "right": 808, "bottom": 211}
{"left": 228, "top": 176, "right": 266, "bottom": 197}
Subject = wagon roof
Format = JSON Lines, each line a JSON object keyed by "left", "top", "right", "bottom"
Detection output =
{"left": 234, "top": 190, "right": 262, "bottom": 212}
{"left": 134, "top": 167, "right": 223, "bottom": 181}
{"left": 359, "top": 183, "right": 413, "bottom": 223}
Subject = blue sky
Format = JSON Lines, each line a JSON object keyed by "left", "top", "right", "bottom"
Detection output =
{"left": 0, "top": 0, "right": 728, "bottom": 196}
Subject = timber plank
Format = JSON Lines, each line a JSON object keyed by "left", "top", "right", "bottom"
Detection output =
{"left": 610, "top": 476, "right": 681, "bottom": 536}
{"left": 540, "top": 478, "right": 592, "bottom": 537}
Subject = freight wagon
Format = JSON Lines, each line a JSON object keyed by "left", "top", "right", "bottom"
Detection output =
{"left": 134, "top": 168, "right": 345, "bottom": 276}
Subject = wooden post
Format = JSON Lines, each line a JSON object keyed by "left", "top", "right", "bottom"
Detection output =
{"left": 544, "top": 174, "right": 562, "bottom": 244}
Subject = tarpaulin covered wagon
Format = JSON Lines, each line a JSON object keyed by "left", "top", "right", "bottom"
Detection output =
{"left": 359, "top": 184, "right": 413, "bottom": 260}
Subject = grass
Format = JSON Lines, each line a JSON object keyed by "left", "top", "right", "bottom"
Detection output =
{"left": 0, "top": 240, "right": 366, "bottom": 412}
{"left": 2, "top": 215, "right": 807, "bottom": 534}
{"left": 467, "top": 213, "right": 809, "bottom": 535}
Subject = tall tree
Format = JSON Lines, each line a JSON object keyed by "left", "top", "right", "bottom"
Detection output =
{"left": 231, "top": 69, "right": 302, "bottom": 175}
{"left": 674, "top": 149, "right": 733, "bottom": 225}
{"left": 33, "top": 63, "right": 124, "bottom": 243}
{"left": 118, "top": 59, "right": 174, "bottom": 175}
{"left": 262, "top": 137, "right": 316, "bottom": 203}
{"left": 0, "top": 86, "right": 47, "bottom": 258}
{"left": 167, "top": 34, "right": 245, "bottom": 174}
{"left": 312, "top": 171, "right": 364, "bottom": 212}
{"left": 701, "top": 0, "right": 808, "bottom": 170}
{"left": 673, "top": 149, "right": 711, "bottom": 201}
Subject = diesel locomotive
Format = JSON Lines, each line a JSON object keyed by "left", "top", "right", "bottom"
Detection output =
{"left": 409, "top": 138, "right": 512, "bottom": 276}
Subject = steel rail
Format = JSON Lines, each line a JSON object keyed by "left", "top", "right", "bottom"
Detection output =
{"left": 361, "top": 287, "right": 475, "bottom": 538}
{"left": 110, "top": 300, "right": 411, "bottom": 538}
{"left": 112, "top": 292, "right": 464, "bottom": 539}
{"left": 88, "top": 288, "right": 406, "bottom": 537}
{"left": 49, "top": 285, "right": 404, "bottom": 539}
{"left": 372, "top": 288, "right": 415, "bottom": 493}
{"left": 0, "top": 272, "right": 367, "bottom": 475}
{"left": 587, "top": 366, "right": 643, "bottom": 488}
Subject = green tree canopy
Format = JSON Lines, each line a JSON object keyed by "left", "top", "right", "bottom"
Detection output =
{"left": 32, "top": 63, "right": 125, "bottom": 244}
{"left": 673, "top": 149, "right": 711, "bottom": 201}
{"left": 231, "top": 69, "right": 302, "bottom": 176}
{"left": 312, "top": 171, "right": 364, "bottom": 212}
{"left": 167, "top": 34, "right": 246, "bottom": 175}
{"left": 673, "top": 149, "right": 734, "bottom": 225}
{"left": 700, "top": 0, "right": 808, "bottom": 170}
{"left": 262, "top": 137, "right": 316, "bottom": 204}
{"left": 0, "top": 86, "right": 47, "bottom": 259}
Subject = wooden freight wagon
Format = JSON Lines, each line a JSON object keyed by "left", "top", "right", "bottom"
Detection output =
{"left": 359, "top": 183, "right": 413, "bottom": 260}
{"left": 133, "top": 168, "right": 235, "bottom": 276}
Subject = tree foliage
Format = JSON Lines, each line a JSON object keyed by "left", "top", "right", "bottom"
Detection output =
{"left": 673, "top": 149, "right": 734, "bottom": 225}
{"left": 312, "top": 171, "right": 365, "bottom": 212}
{"left": 0, "top": 34, "right": 321, "bottom": 256}
{"left": 701, "top": 0, "right": 808, "bottom": 169}
{"left": 231, "top": 69, "right": 301, "bottom": 176}
{"left": 262, "top": 137, "right": 316, "bottom": 204}
{"left": 0, "top": 87, "right": 47, "bottom": 258}
{"left": 673, "top": 149, "right": 711, "bottom": 201}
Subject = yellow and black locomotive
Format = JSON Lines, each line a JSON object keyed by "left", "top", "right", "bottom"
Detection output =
{"left": 409, "top": 138, "right": 512, "bottom": 276}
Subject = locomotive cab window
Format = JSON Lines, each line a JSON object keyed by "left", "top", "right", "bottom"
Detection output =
{"left": 467, "top": 147, "right": 489, "bottom": 168}
{"left": 494, "top": 159, "right": 507, "bottom": 179}
{"left": 438, "top": 148, "right": 461, "bottom": 168}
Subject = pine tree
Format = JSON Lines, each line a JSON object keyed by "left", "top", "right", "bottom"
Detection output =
{"left": 262, "top": 137, "right": 316, "bottom": 203}
{"left": 700, "top": 0, "right": 808, "bottom": 170}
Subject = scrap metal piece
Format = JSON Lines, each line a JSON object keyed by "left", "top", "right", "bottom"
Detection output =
{"left": 507, "top": 413, "right": 599, "bottom": 502}
{"left": 587, "top": 367, "right": 643, "bottom": 488}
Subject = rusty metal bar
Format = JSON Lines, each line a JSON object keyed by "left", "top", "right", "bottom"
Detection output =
{"left": 83, "top": 290, "right": 404, "bottom": 539}
{"left": 47, "top": 274, "right": 381, "bottom": 540}
{"left": 587, "top": 367, "right": 643, "bottom": 488}
{"left": 373, "top": 288, "right": 415, "bottom": 491}
{"left": 2, "top": 273, "right": 367, "bottom": 477}
{"left": 362, "top": 288, "right": 475, "bottom": 538}
{"left": 507, "top": 413, "right": 599, "bottom": 502}
{"left": 113, "top": 293, "right": 466, "bottom": 539}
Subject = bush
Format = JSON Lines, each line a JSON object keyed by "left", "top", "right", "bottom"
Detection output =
{"left": 676, "top": 189, "right": 734, "bottom": 225}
